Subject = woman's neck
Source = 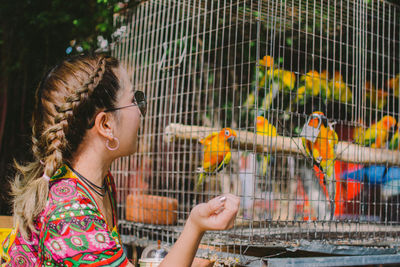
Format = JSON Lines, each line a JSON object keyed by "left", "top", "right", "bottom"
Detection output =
{"left": 71, "top": 149, "right": 112, "bottom": 188}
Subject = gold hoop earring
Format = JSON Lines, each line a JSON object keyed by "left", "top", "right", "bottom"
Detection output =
{"left": 106, "top": 137, "right": 120, "bottom": 151}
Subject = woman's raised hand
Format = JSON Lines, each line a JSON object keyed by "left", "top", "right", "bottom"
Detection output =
{"left": 188, "top": 194, "right": 240, "bottom": 233}
{"left": 158, "top": 194, "right": 239, "bottom": 267}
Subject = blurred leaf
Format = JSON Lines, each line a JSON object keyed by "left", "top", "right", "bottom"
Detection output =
{"left": 0, "top": 0, "right": 124, "bottom": 214}
{"left": 96, "top": 22, "right": 108, "bottom": 33}
{"left": 208, "top": 73, "right": 214, "bottom": 84}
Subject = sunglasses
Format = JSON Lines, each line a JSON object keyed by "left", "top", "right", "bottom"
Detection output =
{"left": 104, "top": 90, "right": 147, "bottom": 116}
{"left": 87, "top": 90, "right": 147, "bottom": 129}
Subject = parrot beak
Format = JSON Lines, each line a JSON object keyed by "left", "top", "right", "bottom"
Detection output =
{"left": 227, "top": 136, "right": 235, "bottom": 143}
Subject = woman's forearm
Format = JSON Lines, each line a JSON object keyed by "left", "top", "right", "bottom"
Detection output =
{"left": 159, "top": 217, "right": 204, "bottom": 267}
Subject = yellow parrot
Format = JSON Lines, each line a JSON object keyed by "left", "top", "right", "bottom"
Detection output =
{"left": 243, "top": 92, "right": 256, "bottom": 109}
{"left": 365, "top": 81, "right": 388, "bottom": 110}
{"left": 258, "top": 55, "right": 274, "bottom": 88}
{"left": 261, "top": 68, "right": 296, "bottom": 110}
{"left": 386, "top": 74, "right": 399, "bottom": 97}
{"left": 301, "top": 111, "right": 338, "bottom": 206}
{"left": 354, "top": 115, "right": 397, "bottom": 148}
{"left": 294, "top": 70, "right": 330, "bottom": 105}
{"left": 320, "top": 70, "right": 329, "bottom": 79}
{"left": 328, "top": 71, "right": 352, "bottom": 104}
{"left": 353, "top": 119, "right": 366, "bottom": 141}
{"left": 389, "top": 123, "right": 400, "bottom": 150}
{"left": 293, "top": 85, "right": 306, "bottom": 105}
{"left": 255, "top": 116, "right": 277, "bottom": 176}
{"left": 197, "top": 128, "right": 237, "bottom": 188}
{"left": 304, "top": 70, "right": 330, "bottom": 98}
{"left": 257, "top": 55, "right": 296, "bottom": 111}
{"left": 319, "top": 70, "right": 331, "bottom": 101}
{"left": 243, "top": 55, "right": 274, "bottom": 110}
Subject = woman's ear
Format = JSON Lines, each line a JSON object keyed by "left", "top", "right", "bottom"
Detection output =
{"left": 93, "top": 111, "right": 114, "bottom": 140}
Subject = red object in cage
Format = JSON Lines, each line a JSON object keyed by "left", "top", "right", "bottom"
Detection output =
{"left": 297, "top": 161, "right": 363, "bottom": 220}
{"left": 315, "top": 161, "right": 363, "bottom": 218}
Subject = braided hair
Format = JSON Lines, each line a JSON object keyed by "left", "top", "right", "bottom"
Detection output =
{"left": 11, "top": 54, "right": 120, "bottom": 239}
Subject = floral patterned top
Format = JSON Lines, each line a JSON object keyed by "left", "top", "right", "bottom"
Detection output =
{"left": 1, "top": 164, "right": 129, "bottom": 266}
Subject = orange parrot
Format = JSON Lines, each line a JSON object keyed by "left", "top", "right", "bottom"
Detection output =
{"left": 354, "top": 115, "right": 397, "bottom": 148}
{"left": 386, "top": 74, "right": 399, "bottom": 97}
{"left": 197, "top": 128, "right": 237, "bottom": 188}
{"left": 389, "top": 123, "right": 400, "bottom": 150}
{"left": 365, "top": 81, "right": 389, "bottom": 110}
{"left": 301, "top": 111, "right": 338, "bottom": 211}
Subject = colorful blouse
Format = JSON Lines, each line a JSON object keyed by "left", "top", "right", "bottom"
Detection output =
{"left": 1, "top": 164, "right": 129, "bottom": 266}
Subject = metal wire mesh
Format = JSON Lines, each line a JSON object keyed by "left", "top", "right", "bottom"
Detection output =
{"left": 111, "top": 0, "right": 400, "bottom": 261}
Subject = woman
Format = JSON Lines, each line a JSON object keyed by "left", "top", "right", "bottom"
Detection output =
{"left": 1, "top": 54, "right": 239, "bottom": 266}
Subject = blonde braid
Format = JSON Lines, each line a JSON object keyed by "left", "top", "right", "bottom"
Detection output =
{"left": 11, "top": 54, "right": 119, "bottom": 240}
{"left": 41, "top": 57, "right": 107, "bottom": 179}
{"left": 10, "top": 119, "right": 46, "bottom": 237}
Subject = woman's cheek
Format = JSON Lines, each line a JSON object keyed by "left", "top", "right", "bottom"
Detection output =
{"left": 130, "top": 125, "right": 139, "bottom": 153}
{"left": 132, "top": 131, "right": 138, "bottom": 151}
{"left": 129, "top": 111, "right": 141, "bottom": 154}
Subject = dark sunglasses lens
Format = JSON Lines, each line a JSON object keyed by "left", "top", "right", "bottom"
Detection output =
{"left": 139, "top": 102, "right": 147, "bottom": 117}
{"left": 134, "top": 91, "right": 145, "bottom": 101}
{"left": 134, "top": 91, "right": 147, "bottom": 116}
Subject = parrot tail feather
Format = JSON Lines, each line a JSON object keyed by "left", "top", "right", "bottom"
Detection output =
{"left": 196, "top": 172, "right": 205, "bottom": 190}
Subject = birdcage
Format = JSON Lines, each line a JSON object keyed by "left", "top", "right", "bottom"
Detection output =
{"left": 111, "top": 0, "right": 400, "bottom": 265}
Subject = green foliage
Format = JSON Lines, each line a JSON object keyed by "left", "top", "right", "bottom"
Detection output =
{"left": 0, "top": 0, "right": 124, "bottom": 66}
{"left": 0, "top": 0, "right": 128, "bottom": 214}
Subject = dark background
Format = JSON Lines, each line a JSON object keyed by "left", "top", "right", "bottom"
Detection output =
{"left": 0, "top": 0, "right": 138, "bottom": 215}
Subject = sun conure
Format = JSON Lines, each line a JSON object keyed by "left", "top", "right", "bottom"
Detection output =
{"left": 354, "top": 115, "right": 397, "bottom": 148}
{"left": 262, "top": 69, "right": 296, "bottom": 111}
{"left": 295, "top": 70, "right": 330, "bottom": 105}
{"left": 197, "top": 128, "right": 237, "bottom": 189}
{"left": 301, "top": 111, "right": 338, "bottom": 210}
{"left": 353, "top": 119, "right": 366, "bottom": 141}
{"left": 243, "top": 55, "right": 274, "bottom": 109}
{"left": 386, "top": 74, "right": 399, "bottom": 97}
{"left": 256, "top": 55, "right": 296, "bottom": 111}
{"left": 365, "top": 81, "right": 389, "bottom": 110}
{"left": 389, "top": 123, "right": 400, "bottom": 150}
{"left": 255, "top": 116, "right": 277, "bottom": 176}
{"left": 258, "top": 55, "right": 274, "bottom": 88}
{"left": 328, "top": 71, "right": 352, "bottom": 104}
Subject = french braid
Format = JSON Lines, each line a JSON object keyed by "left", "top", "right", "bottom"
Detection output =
{"left": 41, "top": 57, "right": 106, "bottom": 179}
{"left": 11, "top": 55, "right": 120, "bottom": 239}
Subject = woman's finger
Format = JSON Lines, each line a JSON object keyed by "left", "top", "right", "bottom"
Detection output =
{"left": 220, "top": 194, "right": 240, "bottom": 215}
{"left": 204, "top": 195, "right": 227, "bottom": 217}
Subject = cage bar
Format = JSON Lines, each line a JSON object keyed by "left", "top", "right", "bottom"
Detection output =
{"left": 111, "top": 0, "right": 400, "bottom": 263}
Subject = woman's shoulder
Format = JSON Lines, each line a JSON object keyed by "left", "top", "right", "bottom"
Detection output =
{"left": 43, "top": 177, "right": 106, "bottom": 231}
{"left": 45, "top": 177, "right": 99, "bottom": 220}
{"left": 48, "top": 177, "right": 80, "bottom": 203}
{"left": 46, "top": 164, "right": 93, "bottom": 206}
{"left": 41, "top": 164, "right": 105, "bottom": 226}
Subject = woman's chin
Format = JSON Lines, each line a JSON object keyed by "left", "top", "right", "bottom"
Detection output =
{"left": 129, "top": 144, "right": 138, "bottom": 155}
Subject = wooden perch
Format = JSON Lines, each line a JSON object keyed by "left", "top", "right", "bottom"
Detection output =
{"left": 164, "top": 123, "right": 400, "bottom": 166}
